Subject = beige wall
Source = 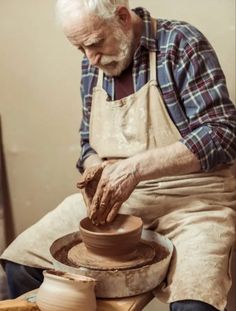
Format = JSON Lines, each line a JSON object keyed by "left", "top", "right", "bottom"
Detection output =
{"left": 0, "top": 1, "right": 235, "bottom": 309}
{"left": 0, "top": 1, "right": 82, "bottom": 234}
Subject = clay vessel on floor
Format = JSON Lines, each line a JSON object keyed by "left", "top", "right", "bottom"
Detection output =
{"left": 36, "top": 269, "right": 96, "bottom": 311}
{"left": 80, "top": 214, "right": 143, "bottom": 257}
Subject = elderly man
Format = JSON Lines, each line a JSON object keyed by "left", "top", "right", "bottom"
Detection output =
{"left": 1, "top": 1, "right": 236, "bottom": 311}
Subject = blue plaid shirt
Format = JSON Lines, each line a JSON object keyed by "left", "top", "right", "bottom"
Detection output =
{"left": 77, "top": 7, "right": 236, "bottom": 173}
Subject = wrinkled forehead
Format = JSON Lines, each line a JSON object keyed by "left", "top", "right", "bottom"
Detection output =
{"left": 63, "top": 14, "right": 109, "bottom": 44}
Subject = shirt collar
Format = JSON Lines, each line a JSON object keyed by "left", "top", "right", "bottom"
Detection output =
{"left": 132, "top": 7, "right": 157, "bottom": 52}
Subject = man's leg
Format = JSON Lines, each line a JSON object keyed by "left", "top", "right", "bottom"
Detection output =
{"left": 170, "top": 300, "right": 220, "bottom": 311}
{"left": 4, "top": 261, "right": 44, "bottom": 298}
{"left": 0, "top": 194, "right": 87, "bottom": 298}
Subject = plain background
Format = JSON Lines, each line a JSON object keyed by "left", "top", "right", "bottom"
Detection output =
{"left": 0, "top": 1, "right": 235, "bottom": 310}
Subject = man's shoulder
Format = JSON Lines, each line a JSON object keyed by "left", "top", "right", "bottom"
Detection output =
{"left": 157, "top": 18, "right": 206, "bottom": 48}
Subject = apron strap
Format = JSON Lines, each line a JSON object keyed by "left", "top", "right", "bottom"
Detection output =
{"left": 97, "top": 67, "right": 103, "bottom": 88}
{"left": 149, "top": 52, "right": 156, "bottom": 81}
{"left": 150, "top": 18, "right": 157, "bottom": 81}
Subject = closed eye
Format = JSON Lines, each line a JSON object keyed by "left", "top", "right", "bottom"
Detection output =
{"left": 84, "top": 39, "right": 104, "bottom": 49}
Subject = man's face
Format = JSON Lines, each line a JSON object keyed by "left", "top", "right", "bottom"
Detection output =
{"left": 64, "top": 14, "right": 134, "bottom": 76}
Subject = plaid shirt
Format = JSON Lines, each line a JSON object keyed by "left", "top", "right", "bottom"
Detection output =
{"left": 77, "top": 7, "right": 236, "bottom": 173}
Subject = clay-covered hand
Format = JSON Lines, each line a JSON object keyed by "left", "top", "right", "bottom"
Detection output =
{"left": 90, "top": 159, "right": 140, "bottom": 225}
{"left": 77, "top": 163, "right": 105, "bottom": 213}
{"left": 77, "top": 160, "right": 117, "bottom": 215}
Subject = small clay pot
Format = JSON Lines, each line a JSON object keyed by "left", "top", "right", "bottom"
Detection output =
{"left": 80, "top": 214, "right": 143, "bottom": 257}
{"left": 36, "top": 270, "right": 96, "bottom": 311}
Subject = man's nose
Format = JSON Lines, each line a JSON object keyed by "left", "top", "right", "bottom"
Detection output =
{"left": 85, "top": 49, "right": 101, "bottom": 66}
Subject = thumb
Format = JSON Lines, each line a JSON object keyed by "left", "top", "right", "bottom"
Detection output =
{"left": 77, "top": 177, "right": 86, "bottom": 189}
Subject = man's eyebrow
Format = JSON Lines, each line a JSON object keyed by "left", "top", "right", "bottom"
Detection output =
{"left": 83, "top": 37, "right": 103, "bottom": 47}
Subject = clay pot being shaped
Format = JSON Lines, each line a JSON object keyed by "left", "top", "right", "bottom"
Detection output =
{"left": 80, "top": 214, "right": 143, "bottom": 257}
{"left": 36, "top": 270, "right": 96, "bottom": 311}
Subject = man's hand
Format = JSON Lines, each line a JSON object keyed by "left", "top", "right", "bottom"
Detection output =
{"left": 77, "top": 163, "right": 104, "bottom": 215}
{"left": 89, "top": 159, "right": 140, "bottom": 225}
{"left": 78, "top": 142, "right": 200, "bottom": 225}
{"left": 77, "top": 160, "right": 117, "bottom": 218}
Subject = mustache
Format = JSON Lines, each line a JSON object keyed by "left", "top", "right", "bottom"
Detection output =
{"left": 99, "top": 54, "right": 125, "bottom": 66}
{"left": 99, "top": 29, "right": 132, "bottom": 67}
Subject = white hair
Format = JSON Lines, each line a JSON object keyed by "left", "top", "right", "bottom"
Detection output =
{"left": 56, "top": 0, "right": 130, "bottom": 26}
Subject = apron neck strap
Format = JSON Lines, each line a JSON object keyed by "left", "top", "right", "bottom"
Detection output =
{"left": 149, "top": 18, "right": 157, "bottom": 81}
{"left": 97, "top": 67, "right": 104, "bottom": 88}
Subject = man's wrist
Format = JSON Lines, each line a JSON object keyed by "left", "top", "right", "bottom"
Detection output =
{"left": 83, "top": 154, "right": 103, "bottom": 169}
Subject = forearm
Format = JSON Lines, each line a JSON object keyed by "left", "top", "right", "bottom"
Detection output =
{"left": 77, "top": 141, "right": 102, "bottom": 173}
{"left": 134, "top": 141, "right": 201, "bottom": 182}
{"left": 83, "top": 154, "right": 103, "bottom": 169}
{"left": 87, "top": 142, "right": 200, "bottom": 224}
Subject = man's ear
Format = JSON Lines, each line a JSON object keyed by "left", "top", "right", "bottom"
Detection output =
{"left": 115, "top": 6, "right": 132, "bottom": 30}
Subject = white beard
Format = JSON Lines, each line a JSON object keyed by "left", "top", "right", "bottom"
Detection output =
{"left": 98, "top": 28, "right": 134, "bottom": 77}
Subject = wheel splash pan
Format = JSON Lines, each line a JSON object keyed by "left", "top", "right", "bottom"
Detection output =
{"left": 50, "top": 230, "right": 173, "bottom": 298}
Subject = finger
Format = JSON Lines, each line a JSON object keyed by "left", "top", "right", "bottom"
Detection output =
{"left": 77, "top": 165, "right": 103, "bottom": 188}
{"left": 89, "top": 179, "right": 108, "bottom": 224}
{"left": 99, "top": 202, "right": 112, "bottom": 224}
{"left": 97, "top": 198, "right": 113, "bottom": 225}
{"left": 92, "top": 165, "right": 103, "bottom": 179}
{"left": 89, "top": 194, "right": 100, "bottom": 219}
{"left": 77, "top": 181, "right": 85, "bottom": 189}
{"left": 90, "top": 199, "right": 108, "bottom": 225}
{"left": 77, "top": 176, "right": 86, "bottom": 188}
{"left": 95, "top": 187, "right": 112, "bottom": 224}
{"left": 106, "top": 202, "right": 122, "bottom": 223}
{"left": 95, "top": 183, "right": 115, "bottom": 225}
{"left": 77, "top": 172, "right": 93, "bottom": 187}
{"left": 99, "top": 186, "right": 111, "bottom": 213}
{"left": 77, "top": 175, "right": 90, "bottom": 188}
{"left": 102, "top": 192, "right": 119, "bottom": 217}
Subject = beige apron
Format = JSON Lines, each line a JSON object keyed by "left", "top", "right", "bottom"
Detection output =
{"left": 1, "top": 19, "right": 235, "bottom": 311}
{"left": 88, "top": 20, "right": 236, "bottom": 311}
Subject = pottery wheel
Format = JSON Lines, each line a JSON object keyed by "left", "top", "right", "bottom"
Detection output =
{"left": 67, "top": 239, "right": 156, "bottom": 270}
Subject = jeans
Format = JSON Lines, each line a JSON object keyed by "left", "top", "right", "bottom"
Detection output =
{"left": 4, "top": 261, "right": 44, "bottom": 298}
{"left": 4, "top": 261, "right": 222, "bottom": 311}
{"left": 170, "top": 300, "right": 221, "bottom": 311}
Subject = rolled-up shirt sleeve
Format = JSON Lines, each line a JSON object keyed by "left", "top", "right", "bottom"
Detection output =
{"left": 76, "top": 60, "right": 98, "bottom": 173}
{"left": 174, "top": 29, "right": 236, "bottom": 171}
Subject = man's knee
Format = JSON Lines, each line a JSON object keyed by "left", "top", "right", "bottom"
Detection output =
{"left": 4, "top": 261, "right": 44, "bottom": 298}
{"left": 170, "top": 300, "right": 220, "bottom": 311}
